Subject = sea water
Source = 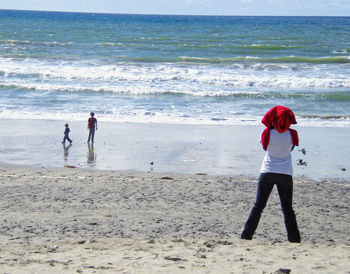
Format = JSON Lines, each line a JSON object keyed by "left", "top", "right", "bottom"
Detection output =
{"left": 1, "top": 10, "right": 350, "bottom": 127}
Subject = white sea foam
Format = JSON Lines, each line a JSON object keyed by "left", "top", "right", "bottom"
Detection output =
{"left": 1, "top": 108, "right": 350, "bottom": 128}
{"left": 1, "top": 57, "right": 350, "bottom": 128}
{"left": 1, "top": 58, "right": 350, "bottom": 95}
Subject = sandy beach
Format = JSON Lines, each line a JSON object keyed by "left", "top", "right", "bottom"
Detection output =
{"left": 0, "top": 119, "right": 349, "bottom": 273}
{"left": 0, "top": 166, "right": 349, "bottom": 273}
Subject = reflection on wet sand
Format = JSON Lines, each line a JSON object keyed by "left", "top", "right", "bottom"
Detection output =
{"left": 87, "top": 143, "right": 96, "bottom": 167}
{"left": 63, "top": 143, "right": 72, "bottom": 162}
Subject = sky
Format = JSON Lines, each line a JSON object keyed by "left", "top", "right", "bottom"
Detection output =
{"left": 0, "top": 0, "right": 350, "bottom": 16}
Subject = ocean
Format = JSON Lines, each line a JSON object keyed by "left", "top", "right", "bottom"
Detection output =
{"left": 1, "top": 10, "right": 350, "bottom": 127}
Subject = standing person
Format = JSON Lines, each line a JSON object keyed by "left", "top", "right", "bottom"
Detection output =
{"left": 87, "top": 112, "right": 98, "bottom": 143}
{"left": 241, "top": 106, "right": 301, "bottom": 243}
{"left": 62, "top": 123, "right": 72, "bottom": 144}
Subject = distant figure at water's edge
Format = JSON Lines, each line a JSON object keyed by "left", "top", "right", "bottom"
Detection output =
{"left": 241, "top": 106, "right": 301, "bottom": 243}
{"left": 87, "top": 112, "right": 98, "bottom": 143}
{"left": 62, "top": 123, "right": 72, "bottom": 145}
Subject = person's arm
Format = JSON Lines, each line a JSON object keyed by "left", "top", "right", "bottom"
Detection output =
{"left": 95, "top": 119, "right": 98, "bottom": 130}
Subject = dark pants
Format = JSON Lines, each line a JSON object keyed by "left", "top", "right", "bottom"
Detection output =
{"left": 241, "top": 173, "right": 301, "bottom": 243}
{"left": 88, "top": 128, "right": 95, "bottom": 143}
{"left": 62, "top": 134, "right": 72, "bottom": 144}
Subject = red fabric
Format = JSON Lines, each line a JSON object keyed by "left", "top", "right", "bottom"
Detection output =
{"left": 289, "top": 128, "right": 299, "bottom": 147}
{"left": 261, "top": 128, "right": 271, "bottom": 150}
{"left": 261, "top": 105, "right": 297, "bottom": 132}
{"left": 261, "top": 106, "right": 299, "bottom": 150}
{"left": 88, "top": 117, "right": 97, "bottom": 128}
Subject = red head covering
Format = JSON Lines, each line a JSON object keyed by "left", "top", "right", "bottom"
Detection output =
{"left": 261, "top": 106, "right": 299, "bottom": 150}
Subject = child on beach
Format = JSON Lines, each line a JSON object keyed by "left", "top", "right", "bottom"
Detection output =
{"left": 87, "top": 112, "right": 98, "bottom": 143}
{"left": 62, "top": 123, "right": 72, "bottom": 145}
{"left": 241, "top": 105, "right": 301, "bottom": 243}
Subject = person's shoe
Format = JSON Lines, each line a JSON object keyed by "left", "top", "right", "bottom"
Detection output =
{"left": 241, "top": 232, "right": 252, "bottom": 240}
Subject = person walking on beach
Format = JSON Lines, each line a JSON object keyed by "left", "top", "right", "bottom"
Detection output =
{"left": 62, "top": 123, "right": 72, "bottom": 145}
{"left": 87, "top": 112, "right": 98, "bottom": 143}
{"left": 241, "top": 105, "right": 301, "bottom": 243}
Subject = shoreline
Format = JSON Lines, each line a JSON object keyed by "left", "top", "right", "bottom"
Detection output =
{"left": 1, "top": 118, "right": 350, "bottom": 181}
{"left": 0, "top": 166, "right": 349, "bottom": 273}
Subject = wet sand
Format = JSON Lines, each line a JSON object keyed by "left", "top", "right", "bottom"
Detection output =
{"left": 1, "top": 119, "right": 350, "bottom": 180}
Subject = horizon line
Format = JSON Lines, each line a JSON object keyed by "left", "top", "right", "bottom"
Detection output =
{"left": 1, "top": 8, "right": 349, "bottom": 18}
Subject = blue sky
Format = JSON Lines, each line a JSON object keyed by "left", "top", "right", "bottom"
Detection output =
{"left": 0, "top": 0, "right": 349, "bottom": 16}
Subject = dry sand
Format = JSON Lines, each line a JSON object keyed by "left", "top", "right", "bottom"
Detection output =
{"left": 0, "top": 166, "right": 349, "bottom": 273}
